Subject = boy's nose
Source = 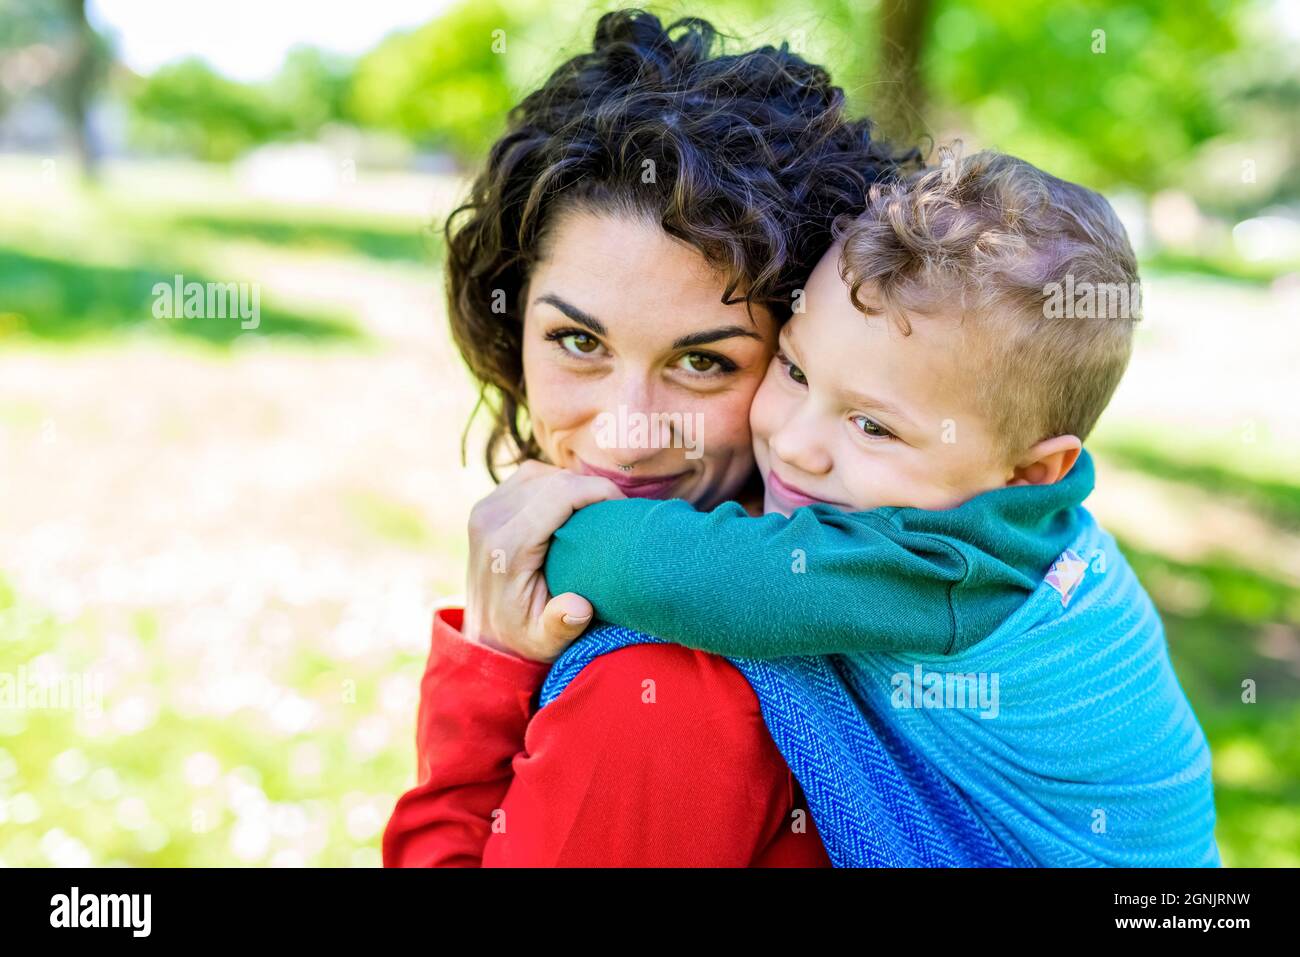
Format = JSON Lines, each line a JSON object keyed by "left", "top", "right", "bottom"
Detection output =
{"left": 769, "top": 415, "right": 833, "bottom": 477}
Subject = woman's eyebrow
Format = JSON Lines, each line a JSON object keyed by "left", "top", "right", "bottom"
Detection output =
{"left": 534, "top": 294, "right": 607, "bottom": 337}
{"left": 535, "top": 294, "right": 761, "bottom": 350}
{"left": 671, "top": 326, "right": 763, "bottom": 349}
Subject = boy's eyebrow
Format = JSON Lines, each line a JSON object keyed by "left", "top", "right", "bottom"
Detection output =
{"left": 840, "top": 387, "right": 915, "bottom": 427}
{"left": 535, "top": 294, "right": 762, "bottom": 349}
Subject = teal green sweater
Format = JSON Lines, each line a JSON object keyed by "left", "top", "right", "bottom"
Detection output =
{"left": 543, "top": 450, "right": 1095, "bottom": 657}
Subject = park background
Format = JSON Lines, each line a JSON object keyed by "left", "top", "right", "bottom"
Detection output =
{"left": 0, "top": 0, "right": 1297, "bottom": 866}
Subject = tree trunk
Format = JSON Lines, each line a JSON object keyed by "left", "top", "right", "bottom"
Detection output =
{"left": 876, "top": 0, "right": 933, "bottom": 147}
{"left": 62, "top": 0, "right": 99, "bottom": 178}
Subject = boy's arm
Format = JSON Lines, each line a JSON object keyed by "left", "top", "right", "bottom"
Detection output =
{"left": 545, "top": 451, "right": 1092, "bottom": 659}
{"left": 545, "top": 497, "right": 1012, "bottom": 657}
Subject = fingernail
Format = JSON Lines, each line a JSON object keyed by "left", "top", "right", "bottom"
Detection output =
{"left": 562, "top": 614, "right": 591, "bottom": 626}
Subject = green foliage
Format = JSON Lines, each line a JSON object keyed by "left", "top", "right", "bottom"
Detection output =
{"left": 347, "top": 0, "right": 526, "bottom": 161}
{"left": 128, "top": 58, "right": 295, "bottom": 162}
{"left": 125, "top": 47, "right": 354, "bottom": 161}
{"left": 925, "top": 0, "right": 1246, "bottom": 189}
{"left": 266, "top": 46, "right": 356, "bottom": 139}
{"left": 104, "top": 0, "right": 1294, "bottom": 201}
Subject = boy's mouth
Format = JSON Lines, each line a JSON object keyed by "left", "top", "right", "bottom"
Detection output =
{"left": 765, "top": 469, "right": 846, "bottom": 510}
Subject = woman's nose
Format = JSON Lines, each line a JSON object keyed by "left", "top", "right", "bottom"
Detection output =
{"left": 610, "top": 370, "right": 658, "bottom": 416}
{"left": 590, "top": 373, "right": 676, "bottom": 459}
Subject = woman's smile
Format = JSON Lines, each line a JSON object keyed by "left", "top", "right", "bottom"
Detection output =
{"left": 575, "top": 457, "right": 691, "bottom": 498}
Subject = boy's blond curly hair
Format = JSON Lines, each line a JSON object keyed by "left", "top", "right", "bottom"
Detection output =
{"left": 835, "top": 144, "right": 1141, "bottom": 457}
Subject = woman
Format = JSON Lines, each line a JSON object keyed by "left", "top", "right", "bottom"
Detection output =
{"left": 383, "top": 10, "right": 915, "bottom": 866}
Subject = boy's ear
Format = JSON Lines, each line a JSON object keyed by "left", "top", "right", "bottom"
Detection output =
{"left": 1007, "top": 435, "right": 1082, "bottom": 487}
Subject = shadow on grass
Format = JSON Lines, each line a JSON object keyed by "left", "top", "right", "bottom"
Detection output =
{"left": 1094, "top": 439, "right": 1300, "bottom": 533}
{"left": 0, "top": 245, "right": 362, "bottom": 345}
{"left": 170, "top": 213, "right": 441, "bottom": 265}
{"left": 1118, "top": 539, "right": 1298, "bottom": 702}
{"left": 1140, "top": 250, "right": 1293, "bottom": 288}
{"left": 1115, "top": 541, "right": 1300, "bottom": 865}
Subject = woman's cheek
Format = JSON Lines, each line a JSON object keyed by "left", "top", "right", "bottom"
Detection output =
{"left": 522, "top": 351, "right": 594, "bottom": 464}
{"left": 747, "top": 369, "right": 784, "bottom": 451}
{"left": 676, "top": 386, "right": 737, "bottom": 472}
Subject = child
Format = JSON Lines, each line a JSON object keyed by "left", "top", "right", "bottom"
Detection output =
{"left": 543, "top": 147, "right": 1219, "bottom": 867}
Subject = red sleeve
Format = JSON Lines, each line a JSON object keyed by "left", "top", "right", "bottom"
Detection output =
{"left": 382, "top": 607, "right": 805, "bottom": 867}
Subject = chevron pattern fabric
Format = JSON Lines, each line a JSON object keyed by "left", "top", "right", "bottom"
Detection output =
{"left": 540, "top": 625, "right": 1019, "bottom": 865}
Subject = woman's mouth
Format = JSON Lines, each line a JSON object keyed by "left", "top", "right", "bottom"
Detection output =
{"left": 576, "top": 458, "right": 690, "bottom": 498}
{"left": 765, "top": 469, "right": 844, "bottom": 510}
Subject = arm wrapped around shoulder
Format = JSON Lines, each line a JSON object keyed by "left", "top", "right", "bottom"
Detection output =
{"left": 543, "top": 496, "right": 1012, "bottom": 657}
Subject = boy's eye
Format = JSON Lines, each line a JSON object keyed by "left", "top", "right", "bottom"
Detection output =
{"left": 776, "top": 351, "right": 806, "bottom": 385}
{"left": 852, "top": 414, "right": 894, "bottom": 439}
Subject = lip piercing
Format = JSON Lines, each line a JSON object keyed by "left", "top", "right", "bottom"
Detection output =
{"left": 618, "top": 464, "right": 633, "bottom": 472}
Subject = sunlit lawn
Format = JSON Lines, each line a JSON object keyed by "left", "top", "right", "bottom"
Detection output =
{"left": 1, "top": 157, "right": 1296, "bottom": 866}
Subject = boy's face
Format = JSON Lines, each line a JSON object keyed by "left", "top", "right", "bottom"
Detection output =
{"left": 749, "top": 245, "right": 1014, "bottom": 516}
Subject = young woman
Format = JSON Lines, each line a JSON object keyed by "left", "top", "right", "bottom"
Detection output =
{"left": 383, "top": 10, "right": 922, "bottom": 866}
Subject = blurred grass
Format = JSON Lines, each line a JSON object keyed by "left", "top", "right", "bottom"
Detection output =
{"left": 0, "top": 245, "right": 361, "bottom": 344}
{"left": 169, "top": 212, "right": 442, "bottom": 265}
{"left": 0, "top": 157, "right": 444, "bottom": 348}
{"left": 1088, "top": 434, "right": 1300, "bottom": 867}
{"left": 1141, "top": 249, "right": 1297, "bottom": 288}
{"left": 0, "top": 159, "right": 1296, "bottom": 867}
{"left": 1096, "top": 439, "right": 1300, "bottom": 532}
{"left": 0, "top": 573, "right": 411, "bottom": 866}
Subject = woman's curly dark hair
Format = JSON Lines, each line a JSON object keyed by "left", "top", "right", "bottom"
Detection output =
{"left": 447, "top": 8, "right": 919, "bottom": 479}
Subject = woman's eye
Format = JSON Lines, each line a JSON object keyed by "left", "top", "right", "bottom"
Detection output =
{"left": 674, "top": 352, "right": 737, "bottom": 376}
{"left": 546, "top": 328, "right": 604, "bottom": 357}
{"left": 563, "top": 333, "right": 600, "bottom": 354}
{"left": 852, "top": 414, "right": 893, "bottom": 439}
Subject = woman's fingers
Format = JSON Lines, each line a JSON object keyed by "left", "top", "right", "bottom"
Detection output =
{"left": 532, "top": 592, "right": 595, "bottom": 662}
{"left": 462, "top": 464, "right": 623, "bottom": 663}
{"left": 504, "top": 473, "right": 625, "bottom": 563}
{"left": 474, "top": 473, "right": 622, "bottom": 575}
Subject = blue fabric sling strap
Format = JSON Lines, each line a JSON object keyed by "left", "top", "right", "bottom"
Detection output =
{"left": 538, "top": 509, "right": 1220, "bottom": 867}
{"left": 538, "top": 628, "right": 1027, "bottom": 867}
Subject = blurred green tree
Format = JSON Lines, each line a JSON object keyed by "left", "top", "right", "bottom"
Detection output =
{"left": 126, "top": 48, "right": 355, "bottom": 161}
{"left": 347, "top": 0, "right": 526, "bottom": 162}
{"left": 268, "top": 45, "right": 355, "bottom": 139}
{"left": 921, "top": 0, "right": 1248, "bottom": 189}
{"left": 128, "top": 58, "right": 293, "bottom": 161}
{"left": 98, "top": 0, "right": 1293, "bottom": 206}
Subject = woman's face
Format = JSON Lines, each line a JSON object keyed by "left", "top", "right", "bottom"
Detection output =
{"left": 521, "top": 209, "right": 779, "bottom": 510}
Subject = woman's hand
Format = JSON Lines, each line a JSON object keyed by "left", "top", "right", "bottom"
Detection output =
{"left": 462, "top": 460, "right": 625, "bottom": 663}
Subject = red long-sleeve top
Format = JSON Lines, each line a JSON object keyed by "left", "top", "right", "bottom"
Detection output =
{"left": 382, "top": 607, "right": 831, "bottom": 867}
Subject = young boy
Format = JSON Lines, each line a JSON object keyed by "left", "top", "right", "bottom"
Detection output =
{"left": 543, "top": 147, "right": 1219, "bottom": 866}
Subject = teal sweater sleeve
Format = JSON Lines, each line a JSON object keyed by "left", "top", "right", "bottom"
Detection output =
{"left": 543, "top": 450, "right": 1095, "bottom": 658}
